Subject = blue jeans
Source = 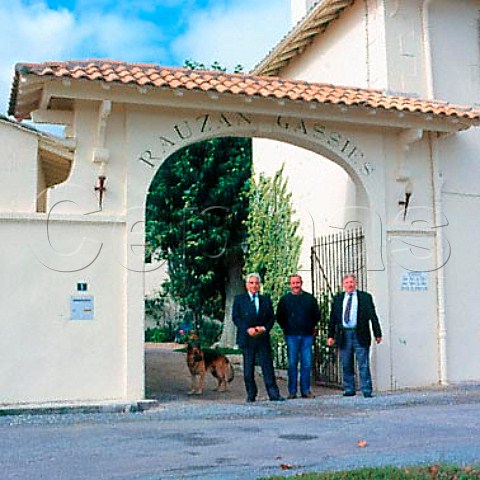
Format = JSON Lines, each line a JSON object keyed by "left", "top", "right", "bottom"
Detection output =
{"left": 340, "top": 329, "right": 372, "bottom": 395}
{"left": 285, "top": 335, "right": 314, "bottom": 395}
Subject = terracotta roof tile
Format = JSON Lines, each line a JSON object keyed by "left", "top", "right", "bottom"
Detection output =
{"left": 8, "top": 60, "right": 480, "bottom": 126}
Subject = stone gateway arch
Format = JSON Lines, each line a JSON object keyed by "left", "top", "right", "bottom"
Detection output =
{"left": 2, "top": 59, "right": 479, "bottom": 405}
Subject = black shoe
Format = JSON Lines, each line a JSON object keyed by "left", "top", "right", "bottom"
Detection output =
{"left": 363, "top": 393, "right": 373, "bottom": 398}
{"left": 246, "top": 397, "right": 256, "bottom": 403}
{"left": 287, "top": 393, "right": 297, "bottom": 399}
{"left": 301, "top": 392, "right": 315, "bottom": 399}
{"left": 343, "top": 391, "right": 356, "bottom": 397}
{"left": 270, "top": 396, "right": 285, "bottom": 402}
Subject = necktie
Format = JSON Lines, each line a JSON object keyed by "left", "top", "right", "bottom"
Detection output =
{"left": 252, "top": 294, "right": 259, "bottom": 313}
{"left": 344, "top": 293, "right": 353, "bottom": 324}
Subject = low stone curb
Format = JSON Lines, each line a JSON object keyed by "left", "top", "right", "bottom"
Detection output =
{"left": 0, "top": 399, "right": 160, "bottom": 417}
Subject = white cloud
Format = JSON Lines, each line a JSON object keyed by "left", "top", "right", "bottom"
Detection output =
{"left": 171, "top": 0, "right": 291, "bottom": 71}
{"left": 74, "top": 0, "right": 188, "bottom": 14}
{"left": 0, "top": 1, "right": 170, "bottom": 115}
{"left": 1, "top": 0, "right": 291, "bottom": 117}
{"left": 70, "top": 13, "right": 168, "bottom": 62}
{"left": 0, "top": 2, "right": 76, "bottom": 95}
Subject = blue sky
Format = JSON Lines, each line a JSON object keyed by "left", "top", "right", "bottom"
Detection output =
{"left": 1, "top": 0, "right": 292, "bottom": 116}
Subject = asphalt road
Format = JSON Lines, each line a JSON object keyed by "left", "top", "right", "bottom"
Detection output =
{"left": 1, "top": 385, "right": 480, "bottom": 480}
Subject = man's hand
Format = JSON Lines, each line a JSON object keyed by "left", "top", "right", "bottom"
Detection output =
{"left": 376, "top": 337, "right": 382, "bottom": 344}
{"left": 327, "top": 337, "right": 335, "bottom": 346}
{"left": 247, "top": 326, "right": 266, "bottom": 337}
{"left": 247, "top": 327, "right": 257, "bottom": 337}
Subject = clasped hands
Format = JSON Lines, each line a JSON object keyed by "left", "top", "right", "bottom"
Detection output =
{"left": 247, "top": 326, "right": 266, "bottom": 337}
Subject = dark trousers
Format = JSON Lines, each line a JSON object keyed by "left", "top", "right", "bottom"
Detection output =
{"left": 242, "top": 339, "right": 280, "bottom": 400}
{"left": 340, "top": 329, "right": 373, "bottom": 395}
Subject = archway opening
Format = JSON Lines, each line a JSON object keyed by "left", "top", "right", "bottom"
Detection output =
{"left": 142, "top": 133, "right": 371, "bottom": 402}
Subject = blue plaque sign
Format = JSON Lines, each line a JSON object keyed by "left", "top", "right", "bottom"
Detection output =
{"left": 70, "top": 296, "right": 94, "bottom": 320}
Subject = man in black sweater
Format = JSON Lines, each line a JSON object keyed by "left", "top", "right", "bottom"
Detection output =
{"left": 277, "top": 274, "right": 321, "bottom": 399}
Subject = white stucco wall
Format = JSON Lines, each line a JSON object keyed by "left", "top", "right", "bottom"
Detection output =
{"left": 48, "top": 101, "right": 127, "bottom": 216}
{"left": 442, "top": 194, "right": 480, "bottom": 382}
{"left": 283, "top": 1, "right": 370, "bottom": 86}
{"left": 287, "top": 0, "right": 480, "bottom": 106}
{"left": 437, "top": 129, "right": 480, "bottom": 383}
{"left": 0, "top": 121, "right": 38, "bottom": 213}
{"left": 264, "top": 0, "right": 480, "bottom": 391}
{"left": 383, "top": 1, "right": 428, "bottom": 96}
{"left": 382, "top": 0, "right": 480, "bottom": 102}
{"left": 0, "top": 217, "right": 127, "bottom": 404}
{"left": 426, "top": 0, "right": 480, "bottom": 104}
{"left": 386, "top": 236, "right": 439, "bottom": 388}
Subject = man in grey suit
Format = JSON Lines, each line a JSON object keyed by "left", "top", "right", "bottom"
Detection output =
{"left": 327, "top": 274, "right": 382, "bottom": 398}
{"left": 232, "top": 273, "right": 284, "bottom": 403}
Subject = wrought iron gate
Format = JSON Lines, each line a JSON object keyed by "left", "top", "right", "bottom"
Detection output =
{"left": 311, "top": 226, "right": 366, "bottom": 388}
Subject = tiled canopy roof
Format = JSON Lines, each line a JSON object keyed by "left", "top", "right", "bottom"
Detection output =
{"left": 9, "top": 60, "right": 480, "bottom": 126}
{"left": 253, "top": 0, "right": 354, "bottom": 76}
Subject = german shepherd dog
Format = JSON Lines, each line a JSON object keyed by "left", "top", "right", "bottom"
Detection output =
{"left": 186, "top": 343, "right": 234, "bottom": 395}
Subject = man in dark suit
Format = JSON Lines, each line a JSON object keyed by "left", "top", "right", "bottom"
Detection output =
{"left": 232, "top": 273, "right": 284, "bottom": 402}
{"left": 327, "top": 274, "right": 382, "bottom": 398}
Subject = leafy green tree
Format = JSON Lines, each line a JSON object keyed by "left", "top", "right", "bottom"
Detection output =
{"left": 243, "top": 166, "right": 302, "bottom": 307}
{"left": 146, "top": 60, "right": 250, "bottom": 346}
{"left": 184, "top": 59, "right": 243, "bottom": 74}
{"left": 146, "top": 137, "right": 252, "bottom": 329}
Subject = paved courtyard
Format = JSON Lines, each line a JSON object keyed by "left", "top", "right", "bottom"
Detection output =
{"left": 144, "top": 343, "right": 336, "bottom": 403}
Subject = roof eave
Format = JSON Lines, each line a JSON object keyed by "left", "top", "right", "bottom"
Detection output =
{"left": 8, "top": 63, "right": 480, "bottom": 134}
{"left": 251, "top": 0, "right": 355, "bottom": 76}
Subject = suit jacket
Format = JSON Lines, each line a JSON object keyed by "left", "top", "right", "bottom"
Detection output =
{"left": 328, "top": 290, "right": 382, "bottom": 347}
{"left": 232, "top": 293, "right": 275, "bottom": 348}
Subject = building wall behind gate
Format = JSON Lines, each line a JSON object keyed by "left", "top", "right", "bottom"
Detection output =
{"left": 283, "top": 0, "right": 370, "bottom": 86}
{"left": 252, "top": 138, "right": 355, "bottom": 290}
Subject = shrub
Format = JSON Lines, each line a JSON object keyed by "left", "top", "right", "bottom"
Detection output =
{"left": 145, "top": 325, "right": 175, "bottom": 343}
{"left": 144, "top": 291, "right": 223, "bottom": 347}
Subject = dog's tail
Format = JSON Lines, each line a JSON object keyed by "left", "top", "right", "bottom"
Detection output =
{"left": 226, "top": 358, "right": 234, "bottom": 383}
